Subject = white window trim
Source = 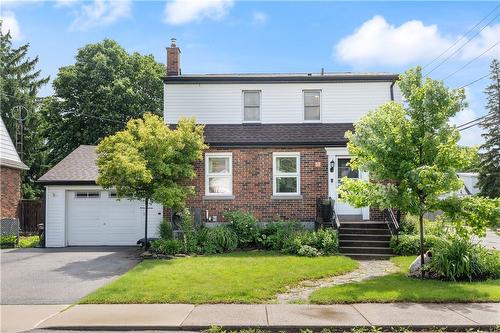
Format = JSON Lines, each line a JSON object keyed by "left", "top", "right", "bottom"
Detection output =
{"left": 272, "top": 152, "right": 301, "bottom": 196}
{"left": 74, "top": 191, "right": 100, "bottom": 199}
{"left": 302, "top": 89, "right": 322, "bottom": 123}
{"left": 205, "top": 152, "right": 233, "bottom": 196}
{"left": 242, "top": 90, "right": 262, "bottom": 123}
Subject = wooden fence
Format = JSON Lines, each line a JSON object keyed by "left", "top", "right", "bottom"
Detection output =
{"left": 20, "top": 199, "right": 42, "bottom": 234}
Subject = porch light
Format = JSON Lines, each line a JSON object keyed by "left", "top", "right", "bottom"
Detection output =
{"left": 330, "top": 160, "right": 335, "bottom": 172}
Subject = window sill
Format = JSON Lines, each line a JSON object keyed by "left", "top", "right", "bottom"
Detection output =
{"left": 271, "top": 195, "right": 303, "bottom": 200}
{"left": 203, "top": 195, "right": 235, "bottom": 201}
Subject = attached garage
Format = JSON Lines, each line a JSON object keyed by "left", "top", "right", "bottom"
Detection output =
{"left": 39, "top": 145, "right": 162, "bottom": 247}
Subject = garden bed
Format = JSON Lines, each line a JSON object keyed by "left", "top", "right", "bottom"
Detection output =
{"left": 309, "top": 256, "right": 500, "bottom": 304}
{"left": 80, "top": 251, "right": 358, "bottom": 304}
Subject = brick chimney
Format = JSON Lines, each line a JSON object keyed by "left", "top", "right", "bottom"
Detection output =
{"left": 166, "top": 38, "right": 181, "bottom": 76}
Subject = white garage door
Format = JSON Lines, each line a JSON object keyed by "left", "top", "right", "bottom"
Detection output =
{"left": 66, "top": 190, "right": 162, "bottom": 246}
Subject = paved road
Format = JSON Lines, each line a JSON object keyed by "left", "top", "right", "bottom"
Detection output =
{"left": 1, "top": 247, "right": 140, "bottom": 305}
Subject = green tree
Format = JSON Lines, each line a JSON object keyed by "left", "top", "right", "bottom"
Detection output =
{"left": 0, "top": 23, "right": 50, "bottom": 198}
{"left": 41, "top": 39, "right": 164, "bottom": 166}
{"left": 96, "top": 113, "right": 206, "bottom": 247}
{"left": 339, "top": 67, "right": 499, "bottom": 269}
{"left": 478, "top": 59, "right": 500, "bottom": 198}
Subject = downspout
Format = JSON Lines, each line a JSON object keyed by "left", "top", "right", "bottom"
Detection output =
{"left": 390, "top": 80, "right": 396, "bottom": 101}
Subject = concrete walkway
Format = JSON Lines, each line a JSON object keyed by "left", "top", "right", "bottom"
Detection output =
{"left": 20, "top": 303, "right": 498, "bottom": 331}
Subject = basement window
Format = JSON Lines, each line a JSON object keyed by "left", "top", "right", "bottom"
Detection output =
{"left": 75, "top": 191, "right": 100, "bottom": 198}
{"left": 205, "top": 153, "right": 233, "bottom": 196}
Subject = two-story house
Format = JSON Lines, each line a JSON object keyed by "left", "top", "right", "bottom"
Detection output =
{"left": 38, "top": 39, "right": 400, "bottom": 247}
{"left": 164, "top": 39, "right": 400, "bottom": 224}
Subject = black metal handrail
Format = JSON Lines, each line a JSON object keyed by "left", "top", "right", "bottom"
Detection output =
{"left": 383, "top": 208, "right": 400, "bottom": 237}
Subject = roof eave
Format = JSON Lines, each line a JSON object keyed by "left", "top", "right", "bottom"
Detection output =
{"left": 0, "top": 158, "right": 29, "bottom": 170}
{"left": 162, "top": 74, "right": 399, "bottom": 84}
{"left": 36, "top": 180, "right": 97, "bottom": 186}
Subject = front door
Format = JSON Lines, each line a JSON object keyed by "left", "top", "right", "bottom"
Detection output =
{"left": 333, "top": 157, "right": 363, "bottom": 216}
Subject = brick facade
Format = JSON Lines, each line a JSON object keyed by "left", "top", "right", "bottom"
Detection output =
{"left": 184, "top": 147, "right": 329, "bottom": 222}
{"left": 1, "top": 166, "right": 22, "bottom": 219}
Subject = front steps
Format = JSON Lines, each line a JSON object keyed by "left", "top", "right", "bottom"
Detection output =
{"left": 338, "top": 221, "right": 394, "bottom": 260}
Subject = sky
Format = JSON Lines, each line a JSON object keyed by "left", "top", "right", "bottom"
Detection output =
{"left": 1, "top": 0, "right": 499, "bottom": 147}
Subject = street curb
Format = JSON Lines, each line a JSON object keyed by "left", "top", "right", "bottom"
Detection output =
{"left": 35, "top": 324, "right": 500, "bottom": 332}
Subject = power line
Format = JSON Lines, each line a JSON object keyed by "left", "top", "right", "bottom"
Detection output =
{"left": 459, "top": 122, "right": 482, "bottom": 131}
{"left": 423, "top": 3, "right": 500, "bottom": 70}
{"left": 457, "top": 116, "right": 485, "bottom": 129}
{"left": 424, "top": 13, "right": 500, "bottom": 76}
{"left": 458, "top": 73, "right": 491, "bottom": 89}
{"left": 442, "top": 41, "right": 500, "bottom": 80}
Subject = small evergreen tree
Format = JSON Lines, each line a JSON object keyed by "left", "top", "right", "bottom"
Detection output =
{"left": 0, "top": 22, "right": 50, "bottom": 198}
{"left": 478, "top": 59, "right": 500, "bottom": 198}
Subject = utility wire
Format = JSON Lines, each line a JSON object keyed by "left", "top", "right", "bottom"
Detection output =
{"left": 442, "top": 41, "right": 500, "bottom": 80}
{"left": 424, "top": 13, "right": 499, "bottom": 76}
{"left": 423, "top": 3, "right": 500, "bottom": 70}
{"left": 458, "top": 73, "right": 491, "bottom": 88}
{"left": 457, "top": 116, "right": 485, "bottom": 129}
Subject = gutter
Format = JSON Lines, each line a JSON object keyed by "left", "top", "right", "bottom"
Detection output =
{"left": 390, "top": 80, "right": 396, "bottom": 101}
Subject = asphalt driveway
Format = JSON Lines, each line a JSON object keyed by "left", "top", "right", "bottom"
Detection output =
{"left": 1, "top": 247, "right": 140, "bottom": 305}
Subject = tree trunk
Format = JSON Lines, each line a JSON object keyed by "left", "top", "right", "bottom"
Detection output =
{"left": 419, "top": 213, "right": 425, "bottom": 279}
{"left": 144, "top": 197, "right": 149, "bottom": 250}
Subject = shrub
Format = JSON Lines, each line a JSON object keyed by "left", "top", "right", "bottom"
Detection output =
{"left": 199, "top": 226, "right": 238, "bottom": 254}
{"left": 18, "top": 236, "right": 39, "bottom": 248}
{"left": 258, "top": 221, "right": 304, "bottom": 250}
{"left": 158, "top": 220, "right": 174, "bottom": 240}
{"left": 283, "top": 229, "right": 339, "bottom": 255}
{"left": 390, "top": 234, "right": 441, "bottom": 255}
{"left": 297, "top": 245, "right": 320, "bottom": 257}
{"left": 399, "top": 214, "right": 446, "bottom": 236}
{"left": 427, "top": 236, "right": 500, "bottom": 281}
{"left": 150, "top": 239, "right": 183, "bottom": 255}
{"left": 0, "top": 235, "right": 17, "bottom": 248}
{"left": 225, "top": 210, "right": 260, "bottom": 247}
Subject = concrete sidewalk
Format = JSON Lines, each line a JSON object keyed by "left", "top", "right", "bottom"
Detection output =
{"left": 31, "top": 303, "right": 499, "bottom": 331}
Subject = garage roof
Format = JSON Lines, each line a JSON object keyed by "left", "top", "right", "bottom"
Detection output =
{"left": 38, "top": 145, "right": 98, "bottom": 185}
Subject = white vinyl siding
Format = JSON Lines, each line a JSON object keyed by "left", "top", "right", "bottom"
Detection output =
{"left": 273, "top": 152, "right": 300, "bottom": 196}
{"left": 45, "top": 187, "right": 66, "bottom": 247}
{"left": 164, "top": 82, "right": 401, "bottom": 124}
{"left": 205, "top": 153, "right": 233, "bottom": 196}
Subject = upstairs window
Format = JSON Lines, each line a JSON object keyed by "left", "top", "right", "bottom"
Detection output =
{"left": 205, "top": 153, "right": 233, "bottom": 196}
{"left": 273, "top": 152, "right": 301, "bottom": 196}
{"left": 303, "top": 90, "right": 321, "bottom": 121}
{"left": 243, "top": 91, "right": 261, "bottom": 122}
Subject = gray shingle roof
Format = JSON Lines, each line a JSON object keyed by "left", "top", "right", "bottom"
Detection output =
{"left": 202, "top": 123, "right": 353, "bottom": 147}
{"left": 38, "top": 123, "right": 352, "bottom": 183}
{"left": 38, "top": 145, "right": 97, "bottom": 184}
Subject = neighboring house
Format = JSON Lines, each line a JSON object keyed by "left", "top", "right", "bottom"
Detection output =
{"left": 1, "top": 117, "right": 28, "bottom": 219}
{"left": 456, "top": 172, "right": 480, "bottom": 196}
{"left": 164, "top": 39, "right": 401, "bottom": 223}
{"left": 38, "top": 145, "right": 162, "bottom": 247}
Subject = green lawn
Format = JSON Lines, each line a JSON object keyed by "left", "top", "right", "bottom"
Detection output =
{"left": 80, "top": 251, "right": 358, "bottom": 304}
{"left": 309, "top": 256, "right": 500, "bottom": 304}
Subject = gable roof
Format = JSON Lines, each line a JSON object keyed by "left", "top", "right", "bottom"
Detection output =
{"left": 163, "top": 72, "right": 398, "bottom": 84}
{"left": 0, "top": 117, "right": 28, "bottom": 170}
{"left": 38, "top": 145, "right": 98, "bottom": 184}
{"left": 201, "top": 123, "right": 353, "bottom": 147}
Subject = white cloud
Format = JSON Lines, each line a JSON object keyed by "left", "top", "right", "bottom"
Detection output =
{"left": 69, "top": 0, "right": 131, "bottom": 31}
{"left": 252, "top": 11, "right": 267, "bottom": 25}
{"left": 335, "top": 15, "right": 499, "bottom": 66}
{"left": 1, "top": 11, "right": 22, "bottom": 41}
{"left": 164, "top": 0, "right": 234, "bottom": 25}
{"left": 54, "top": 0, "right": 78, "bottom": 8}
{"left": 459, "top": 23, "right": 500, "bottom": 60}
